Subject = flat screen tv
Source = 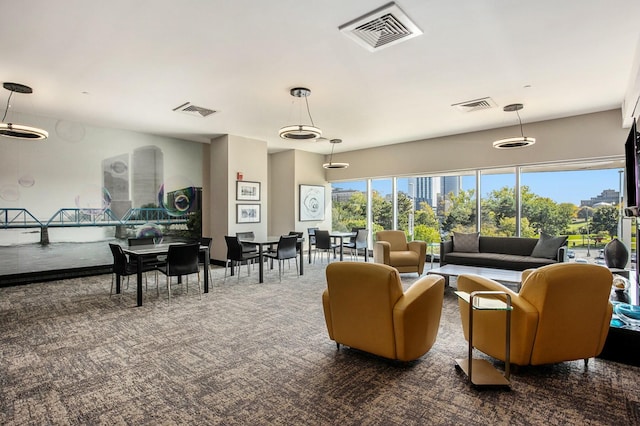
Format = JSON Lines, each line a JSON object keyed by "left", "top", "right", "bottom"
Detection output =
{"left": 624, "top": 117, "right": 640, "bottom": 216}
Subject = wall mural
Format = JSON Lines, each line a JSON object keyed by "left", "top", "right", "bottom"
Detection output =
{"left": 0, "top": 114, "right": 203, "bottom": 279}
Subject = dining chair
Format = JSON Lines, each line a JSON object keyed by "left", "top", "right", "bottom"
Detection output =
{"left": 288, "top": 231, "right": 303, "bottom": 254}
{"left": 109, "top": 243, "right": 158, "bottom": 297}
{"left": 343, "top": 228, "right": 368, "bottom": 261}
{"left": 224, "top": 236, "right": 260, "bottom": 280}
{"left": 265, "top": 235, "right": 299, "bottom": 282}
{"left": 314, "top": 230, "right": 338, "bottom": 264}
{"left": 307, "top": 227, "right": 319, "bottom": 263}
{"left": 156, "top": 243, "right": 201, "bottom": 302}
{"left": 236, "top": 231, "right": 259, "bottom": 255}
{"left": 199, "top": 237, "right": 213, "bottom": 284}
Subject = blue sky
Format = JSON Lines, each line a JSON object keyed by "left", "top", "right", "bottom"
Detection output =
{"left": 332, "top": 168, "right": 624, "bottom": 206}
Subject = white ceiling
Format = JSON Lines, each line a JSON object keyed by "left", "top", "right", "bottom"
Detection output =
{"left": 1, "top": 1, "right": 640, "bottom": 155}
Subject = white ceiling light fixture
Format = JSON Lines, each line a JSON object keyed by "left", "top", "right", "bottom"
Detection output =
{"left": 323, "top": 139, "right": 349, "bottom": 169}
{"left": 493, "top": 103, "right": 535, "bottom": 149}
{"left": 0, "top": 82, "right": 48, "bottom": 140}
{"left": 279, "top": 87, "right": 322, "bottom": 140}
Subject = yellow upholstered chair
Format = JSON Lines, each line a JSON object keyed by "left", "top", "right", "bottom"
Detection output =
{"left": 373, "top": 230, "right": 427, "bottom": 275}
{"left": 456, "top": 263, "right": 613, "bottom": 366}
{"left": 322, "top": 262, "right": 444, "bottom": 362}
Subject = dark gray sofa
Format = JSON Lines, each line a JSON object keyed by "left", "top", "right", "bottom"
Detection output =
{"left": 440, "top": 236, "right": 567, "bottom": 271}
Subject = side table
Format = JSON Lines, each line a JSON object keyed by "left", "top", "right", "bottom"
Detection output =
{"left": 454, "top": 290, "right": 512, "bottom": 387}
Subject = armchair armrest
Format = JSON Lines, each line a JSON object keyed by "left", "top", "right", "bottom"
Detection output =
{"left": 393, "top": 274, "right": 445, "bottom": 361}
{"left": 373, "top": 241, "right": 391, "bottom": 265}
{"left": 407, "top": 240, "right": 427, "bottom": 274}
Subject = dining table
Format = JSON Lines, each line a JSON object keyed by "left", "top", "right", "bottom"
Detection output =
{"left": 238, "top": 236, "right": 304, "bottom": 283}
{"left": 308, "top": 231, "right": 356, "bottom": 263}
{"left": 120, "top": 242, "right": 210, "bottom": 307}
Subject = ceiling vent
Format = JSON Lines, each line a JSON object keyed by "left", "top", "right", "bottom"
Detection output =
{"left": 339, "top": 2, "right": 422, "bottom": 52}
{"left": 451, "top": 97, "right": 497, "bottom": 113}
{"left": 172, "top": 102, "right": 216, "bottom": 118}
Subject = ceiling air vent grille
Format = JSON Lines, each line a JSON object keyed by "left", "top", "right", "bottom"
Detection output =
{"left": 339, "top": 2, "right": 422, "bottom": 52}
{"left": 173, "top": 102, "right": 217, "bottom": 118}
{"left": 451, "top": 97, "right": 497, "bottom": 113}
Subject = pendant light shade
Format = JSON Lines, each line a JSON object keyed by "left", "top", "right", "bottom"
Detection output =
{"left": 493, "top": 103, "right": 534, "bottom": 149}
{"left": 279, "top": 87, "right": 322, "bottom": 140}
{"left": 0, "top": 82, "right": 48, "bottom": 140}
{"left": 323, "top": 138, "right": 349, "bottom": 169}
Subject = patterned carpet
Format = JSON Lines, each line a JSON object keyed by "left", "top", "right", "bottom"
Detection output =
{"left": 1, "top": 259, "right": 639, "bottom": 425}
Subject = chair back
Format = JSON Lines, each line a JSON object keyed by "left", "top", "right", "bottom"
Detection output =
{"left": 166, "top": 243, "right": 200, "bottom": 276}
{"left": 376, "top": 230, "right": 408, "bottom": 251}
{"left": 128, "top": 237, "right": 154, "bottom": 246}
{"left": 236, "top": 231, "right": 257, "bottom": 253}
{"left": 355, "top": 229, "right": 368, "bottom": 249}
{"left": 277, "top": 235, "right": 299, "bottom": 259}
{"left": 109, "top": 243, "right": 128, "bottom": 275}
{"left": 519, "top": 263, "right": 613, "bottom": 365}
{"left": 288, "top": 231, "right": 303, "bottom": 251}
{"left": 199, "top": 237, "right": 212, "bottom": 263}
{"left": 315, "top": 230, "right": 332, "bottom": 249}
{"left": 325, "top": 262, "right": 404, "bottom": 359}
{"left": 225, "top": 236, "right": 244, "bottom": 261}
{"left": 307, "top": 227, "right": 319, "bottom": 245}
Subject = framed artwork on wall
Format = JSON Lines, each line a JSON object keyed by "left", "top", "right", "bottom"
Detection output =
{"left": 237, "top": 204, "right": 261, "bottom": 223}
{"left": 236, "top": 180, "right": 261, "bottom": 201}
{"left": 299, "top": 184, "right": 325, "bottom": 221}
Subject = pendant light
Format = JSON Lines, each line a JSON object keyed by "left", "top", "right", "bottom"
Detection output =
{"left": 493, "top": 103, "right": 535, "bottom": 149}
{"left": 0, "top": 82, "right": 48, "bottom": 140}
{"left": 323, "top": 139, "right": 349, "bottom": 169}
{"left": 279, "top": 87, "right": 322, "bottom": 140}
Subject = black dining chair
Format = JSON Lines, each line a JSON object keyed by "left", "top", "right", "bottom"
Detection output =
{"left": 265, "top": 235, "right": 299, "bottom": 282}
{"left": 109, "top": 243, "right": 158, "bottom": 297}
{"left": 156, "top": 243, "right": 201, "bottom": 302}
{"left": 288, "top": 231, "right": 303, "bottom": 254}
{"left": 236, "top": 231, "right": 259, "bottom": 255}
{"left": 307, "top": 227, "right": 319, "bottom": 263}
{"left": 342, "top": 228, "right": 368, "bottom": 261}
{"left": 314, "top": 230, "right": 339, "bottom": 264}
{"left": 224, "top": 236, "right": 260, "bottom": 280}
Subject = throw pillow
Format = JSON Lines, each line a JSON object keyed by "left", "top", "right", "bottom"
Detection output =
{"left": 530, "top": 233, "right": 568, "bottom": 259}
{"left": 453, "top": 232, "right": 480, "bottom": 253}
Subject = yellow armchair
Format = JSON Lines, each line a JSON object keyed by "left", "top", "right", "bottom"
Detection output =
{"left": 322, "top": 262, "right": 444, "bottom": 361}
{"left": 373, "top": 230, "right": 427, "bottom": 275}
{"left": 456, "top": 263, "right": 613, "bottom": 366}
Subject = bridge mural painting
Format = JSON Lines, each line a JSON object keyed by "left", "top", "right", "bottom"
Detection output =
{"left": 0, "top": 115, "right": 203, "bottom": 276}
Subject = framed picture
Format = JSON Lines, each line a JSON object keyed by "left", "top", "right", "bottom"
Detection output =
{"left": 236, "top": 180, "right": 260, "bottom": 201}
{"left": 237, "top": 204, "right": 261, "bottom": 223}
{"left": 299, "top": 184, "right": 325, "bottom": 221}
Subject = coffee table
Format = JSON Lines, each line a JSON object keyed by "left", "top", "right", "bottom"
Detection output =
{"left": 427, "top": 264, "right": 522, "bottom": 291}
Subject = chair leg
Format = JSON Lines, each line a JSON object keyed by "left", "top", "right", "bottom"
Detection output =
{"left": 167, "top": 276, "right": 171, "bottom": 303}
{"left": 197, "top": 272, "right": 202, "bottom": 300}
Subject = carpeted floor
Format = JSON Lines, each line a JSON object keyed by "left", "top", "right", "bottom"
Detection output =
{"left": 1, "top": 259, "right": 639, "bottom": 425}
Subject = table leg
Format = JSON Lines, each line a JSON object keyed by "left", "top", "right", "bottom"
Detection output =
{"left": 258, "top": 245, "right": 264, "bottom": 283}
{"left": 339, "top": 236, "right": 344, "bottom": 261}
{"left": 136, "top": 255, "right": 143, "bottom": 307}
{"left": 204, "top": 247, "right": 210, "bottom": 293}
{"left": 308, "top": 243, "right": 312, "bottom": 264}
{"left": 299, "top": 248, "right": 304, "bottom": 276}
{"left": 116, "top": 273, "right": 122, "bottom": 294}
